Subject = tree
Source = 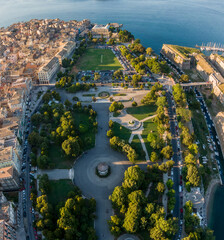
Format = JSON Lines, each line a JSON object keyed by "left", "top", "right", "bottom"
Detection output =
{"left": 166, "top": 179, "right": 174, "bottom": 190}
{"left": 128, "top": 190, "right": 146, "bottom": 205}
{"left": 150, "top": 151, "right": 159, "bottom": 162}
{"left": 94, "top": 72, "right": 100, "bottom": 81}
{"left": 150, "top": 216, "right": 178, "bottom": 240}
{"left": 109, "top": 120, "right": 114, "bottom": 128}
{"left": 39, "top": 174, "right": 50, "bottom": 194}
{"left": 109, "top": 186, "right": 127, "bottom": 212}
{"left": 172, "top": 84, "right": 187, "bottom": 107}
{"left": 62, "top": 136, "right": 80, "bottom": 158}
{"left": 186, "top": 165, "right": 200, "bottom": 187}
{"left": 147, "top": 133, "right": 164, "bottom": 150}
{"left": 156, "top": 182, "right": 165, "bottom": 193}
{"left": 108, "top": 215, "right": 122, "bottom": 237}
{"left": 180, "top": 74, "right": 189, "bottom": 83}
{"left": 185, "top": 153, "right": 197, "bottom": 165}
{"left": 113, "top": 70, "right": 123, "bottom": 79}
{"left": 28, "top": 131, "right": 41, "bottom": 147}
{"left": 156, "top": 96, "right": 167, "bottom": 107}
{"left": 37, "top": 155, "right": 49, "bottom": 169}
{"left": 161, "top": 145, "right": 173, "bottom": 159}
{"left": 64, "top": 99, "right": 72, "bottom": 109}
{"left": 146, "top": 47, "right": 153, "bottom": 56}
{"left": 31, "top": 113, "right": 42, "bottom": 127}
{"left": 123, "top": 202, "right": 141, "bottom": 233}
{"left": 122, "top": 166, "right": 145, "bottom": 192}
{"left": 57, "top": 196, "right": 97, "bottom": 239}
{"left": 109, "top": 101, "right": 124, "bottom": 112}
{"left": 188, "top": 143, "right": 198, "bottom": 156}
{"left": 107, "top": 130, "right": 114, "bottom": 138}
{"left": 107, "top": 38, "right": 116, "bottom": 45}
{"left": 176, "top": 107, "right": 191, "bottom": 122}
{"left": 132, "top": 101, "right": 137, "bottom": 107}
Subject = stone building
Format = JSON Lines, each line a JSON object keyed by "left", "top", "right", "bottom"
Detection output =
{"left": 210, "top": 54, "right": 224, "bottom": 77}
{"left": 38, "top": 57, "right": 60, "bottom": 84}
{"left": 161, "top": 44, "right": 191, "bottom": 70}
{"left": 91, "top": 24, "right": 110, "bottom": 38}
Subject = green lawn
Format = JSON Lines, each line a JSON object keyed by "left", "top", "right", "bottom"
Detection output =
{"left": 48, "top": 180, "right": 76, "bottom": 208}
{"left": 73, "top": 112, "right": 96, "bottom": 150}
{"left": 141, "top": 118, "right": 158, "bottom": 157}
{"left": 130, "top": 135, "right": 146, "bottom": 161}
{"left": 76, "top": 48, "right": 123, "bottom": 71}
{"left": 126, "top": 104, "right": 157, "bottom": 121}
{"left": 112, "top": 122, "right": 131, "bottom": 142}
{"left": 48, "top": 145, "right": 73, "bottom": 169}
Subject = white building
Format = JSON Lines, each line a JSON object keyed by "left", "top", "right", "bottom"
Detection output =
{"left": 91, "top": 24, "right": 110, "bottom": 38}
{"left": 38, "top": 57, "right": 60, "bottom": 84}
{"left": 209, "top": 72, "right": 224, "bottom": 87}
{"left": 56, "top": 41, "right": 77, "bottom": 65}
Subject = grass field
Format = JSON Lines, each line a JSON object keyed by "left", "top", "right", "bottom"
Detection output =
{"left": 131, "top": 135, "right": 146, "bottom": 161}
{"left": 112, "top": 122, "right": 131, "bottom": 142}
{"left": 141, "top": 118, "right": 158, "bottom": 157}
{"left": 126, "top": 104, "right": 157, "bottom": 121}
{"left": 73, "top": 112, "right": 96, "bottom": 150}
{"left": 48, "top": 180, "right": 76, "bottom": 207}
{"left": 48, "top": 145, "right": 73, "bottom": 169}
{"left": 75, "top": 48, "right": 123, "bottom": 71}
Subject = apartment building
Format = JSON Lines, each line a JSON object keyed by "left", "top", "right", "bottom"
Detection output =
{"left": 161, "top": 44, "right": 191, "bottom": 70}
{"left": 210, "top": 54, "right": 224, "bottom": 77}
{"left": 0, "top": 145, "right": 21, "bottom": 174}
{"left": 56, "top": 41, "right": 77, "bottom": 65}
{"left": 0, "top": 166, "right": 19, "bottom": 191}
{"left": 38, "top": 57, "right": 60, "bottom": 84}
{"left": 0, "top": 220, "right": 16, "bottom": 240}
{"left": 0, "top": 192, "right": 16, "bottom": 226}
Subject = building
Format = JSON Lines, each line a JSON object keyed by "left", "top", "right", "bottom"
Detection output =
{"left": 91, "top": 24, "right": 110, "bottom": 38}
{"left": 56, "top": 41, "right": 77, "bottom": 65}
{"left": 38, "top": 57, "right": 60, "bottom": 84}
{"left": 185, "top": 188, "right": 205, "bottom": 226}
{"left": 210, "top": 54, "right": 224, "bottom": 77}
{"left": 161, "top": 44, "right": 191, "bottom": 70}
{"left": 209, "top": 72, "right": 224, "bottom": 87}
{"left": 195, "top": 54, "right": 215, "bottom": 81}
{"left": 0, "top": 192, "right": 17, "bottom": 240}
{"left": 0, "top": 192, "right": 16, "bottom": 226}
{"left": 0, "top": 166, "right": 19, "bottom": 191}
{"left": 0, "top": 220, "right": 16, "bottom": 240}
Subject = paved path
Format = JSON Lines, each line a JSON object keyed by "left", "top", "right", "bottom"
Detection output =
{"left": 72, "top": 103, "right": 147, "bottom": 240}
{"left": 37, "top": 169, "right": 73, "bottom": 180}
{"left": 117, "top": 234, "right": 140, "bottom": 240}
{"left": 128, "top": 134, "right": 134, "bottom": 144}
{"left": 138, "top": 134, "right": 150, "bottom": 162}
{"left": 141, "top": 114, "right": 157, "bottom": 122}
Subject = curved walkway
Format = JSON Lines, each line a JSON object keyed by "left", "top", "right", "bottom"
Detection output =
{"left": 73, "top": 103, "right": 146, "bottom": 240}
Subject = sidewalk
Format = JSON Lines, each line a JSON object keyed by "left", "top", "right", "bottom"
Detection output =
{"left": 36, "top": 168, "right": 73, "bottom": 180}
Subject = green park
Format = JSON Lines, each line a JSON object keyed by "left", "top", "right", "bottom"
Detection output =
{"left": 75, "top": 48, "right": 123, "bottom": 71}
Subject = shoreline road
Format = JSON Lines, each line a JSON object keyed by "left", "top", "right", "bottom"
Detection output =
{"left": 73, "top": 103, "right": 135, "bottom": 240}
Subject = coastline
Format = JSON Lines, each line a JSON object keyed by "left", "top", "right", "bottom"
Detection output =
{"left": 205, "top": 178, "right": 220, "bottom": 226}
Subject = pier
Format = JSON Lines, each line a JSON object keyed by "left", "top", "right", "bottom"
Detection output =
{"left": 196, "top": 42, "right": 224, "bottom": 52}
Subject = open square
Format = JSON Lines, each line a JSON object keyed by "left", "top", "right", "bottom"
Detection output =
{"left": 75, "top": 48, "right": 123, "bottom": 71}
